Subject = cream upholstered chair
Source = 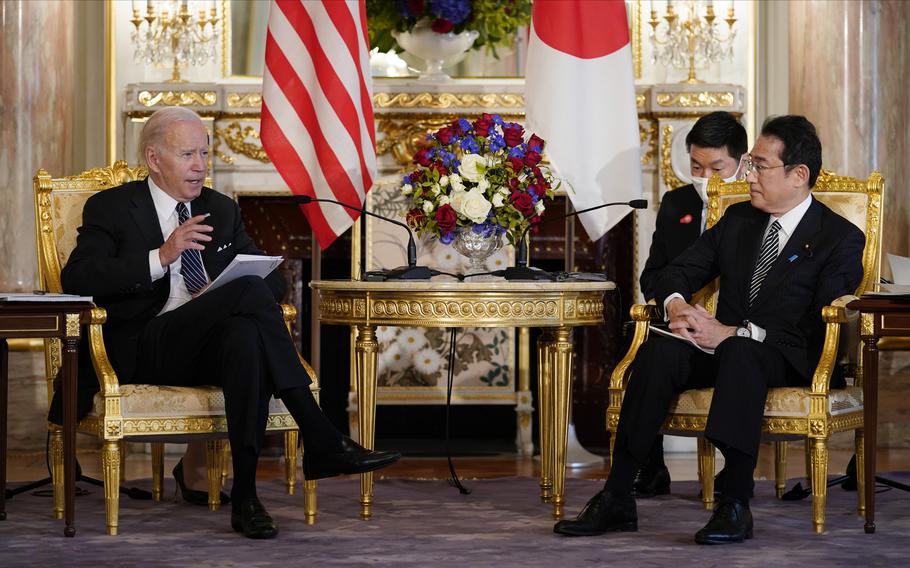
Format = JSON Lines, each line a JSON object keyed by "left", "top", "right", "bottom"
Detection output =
{"left": 34, "top": 162, "right": 318, "bottom": 535}
{"left": 608, "top": 170, "right": 884, "bottom": 533}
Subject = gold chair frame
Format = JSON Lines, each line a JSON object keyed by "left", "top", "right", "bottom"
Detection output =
{"left": 34, "top": 161, "right": 318, "bottom": 534}
{"left": 608, "top": 170, "right": 884, "bottom": 533}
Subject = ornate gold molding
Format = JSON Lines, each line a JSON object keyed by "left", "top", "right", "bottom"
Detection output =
{"left": 636, "top": 92, "right": 646, "bottom": 109}
{"left": 226, "top": 92, "right": 263, "bottom": 108}
{"left": 655, "top": 91, "right": 736, "bottom": 108}
{"left": 660, "top": 124, "right": 686, "bottom": 190}
{"left": 61, "top": 161, "right": 148, "bottom": 186}
{"left": 639, "top": 120, "right": 657, "bottom": 166}
{"left": 213, "top": 121, "right": 271, "bottom": 164}
{"left": 65, "top": 313, "right": 80, "bottom": 337}
{"left": 137, "top": 90, "right": 218, "bottom": 107}
{"left": 373, "top": 92, "right": 525, "bottom": 110}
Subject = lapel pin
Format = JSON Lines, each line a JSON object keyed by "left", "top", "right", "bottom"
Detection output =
{"left": 679, "top": 214, "right": 693, "bottom": 224}
{"left": 788, "top": 254, "right": 799, "bottom": 263}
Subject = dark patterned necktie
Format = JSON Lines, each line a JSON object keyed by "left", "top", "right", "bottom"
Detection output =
{"left": 748, "top": 220, "right": 782, "bottom": 307}
{"left": 175, "top": 202, "right": 208, "bottom": 294}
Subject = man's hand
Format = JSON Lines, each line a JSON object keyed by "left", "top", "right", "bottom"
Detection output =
{"left": 667, "top": 300, "right": 736, "bottom": 349}
{"left": 159, "top": 213, "right": 212, "bottom": 267}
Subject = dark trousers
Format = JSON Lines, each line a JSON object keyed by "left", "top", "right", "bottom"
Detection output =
{"left": 609, "top": 336, "right": 807, "bottom": 496}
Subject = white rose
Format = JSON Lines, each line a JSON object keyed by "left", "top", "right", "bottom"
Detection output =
{"left": 449, "top": 188, "right": 468, "bottom": 214}
{"left": 449, "top": 173, "right": 462, "bottom": 185}
{"left": 492, "top": 193, "right": 505, "bottom": 207}
{"left": 428, "top": 184, "right": 440, "bottom": 196}
{"left": 535, "top": 200, "right": 546, "bottom": 215}
{"left": 460, "top": 188, "right": 493, "bottom": 224}
{"left": 438, "top": 195, "right": 450, "bottom": 206}
{"left": 477, "top": 178, "right": 490, "bottom": 192}
{"left": 422, "top": 200, "right": 434, "bottom": 214}
{"left": 458, "top": 154, "right": 486, "bottom": 182}
{"left": 402, "top": 183, "right": 413, "bottom": 195}
{"left": 450, "top": 177, "right": 465, "bottom": 191}
{"left": 439, "top": 175, "right": 449, "bottom": 187}
{"left": 498, "top": 187, "right": 510, "bottom": 196}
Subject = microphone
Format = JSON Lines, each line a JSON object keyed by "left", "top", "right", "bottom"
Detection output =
{"left": 503, "top": 199, "right": 649, "bottom": 281}
{"left": 293, "top": 195, "right": 433, "bottom": 280}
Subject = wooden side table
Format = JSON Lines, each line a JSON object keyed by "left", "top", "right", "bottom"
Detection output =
{"left": 0, "top": 300, "right": 91, "bottom": 537}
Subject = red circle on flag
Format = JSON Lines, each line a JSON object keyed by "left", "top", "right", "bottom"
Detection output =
{"left": 532, "top": 0, "right": 630, "bottom": 59}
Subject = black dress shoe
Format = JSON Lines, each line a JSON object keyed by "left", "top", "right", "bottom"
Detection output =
{"left": 303, "top": 436, "right": 401, "bottom": 480}
{"left": 231, "top": 498, "right": 279, "bottom": 539}
{"left": 553, "top": 490, "right": 638, "bottom": 536}
{"left": 632, "top": 463, "right": 671, "bottom": 497}
{"left": 694, "top": 498, "right": 753, "bottom": 544}
{"left": 173, "top": 459, "right": 230, "bottom": 506}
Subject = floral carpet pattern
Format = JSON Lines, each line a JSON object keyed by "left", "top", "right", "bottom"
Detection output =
{"left": 1, "top": 475, "right": 908, "bottom": 567}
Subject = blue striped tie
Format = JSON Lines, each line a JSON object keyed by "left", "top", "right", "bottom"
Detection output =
{"left": 748, "top": 220, "right": 781, "bottom": 307}
{"left": 176, "top": 202, "right": 208, "bottom": 295}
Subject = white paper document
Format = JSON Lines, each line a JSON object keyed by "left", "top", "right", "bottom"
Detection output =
{"left": 0, "top": 292, "right": 93, "bottom": 303}
{"left": 649, "top": 325, "right": 715, "bottom": 355}
{"left": 888, "top": 253, "right": 910, "bottom": 285}
{"left": 206, "top": 254, "right": 284, "bottom": 293}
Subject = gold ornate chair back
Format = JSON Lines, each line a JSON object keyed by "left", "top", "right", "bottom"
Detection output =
{"left": 608, "top": 170, "right": 884, "bottom": 533}
{"left": 32, "top": 163, "right": 314, "bottom": 535}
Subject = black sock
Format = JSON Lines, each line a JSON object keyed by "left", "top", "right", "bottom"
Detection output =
{"left": 718, "top": 445, "right": 754, "bottom": 503}
{"left": 604, "top": 445, "right": 639, "bottom": 497}
{"left": 278, "top": 386, "right": 344, "bottom": 455}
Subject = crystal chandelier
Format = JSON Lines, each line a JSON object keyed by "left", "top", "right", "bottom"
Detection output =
{"left": 130, "top": 1, "right": 220, "bottom": 82}
{"left": 648, "top": 0, "right": 737, "bottom": 83}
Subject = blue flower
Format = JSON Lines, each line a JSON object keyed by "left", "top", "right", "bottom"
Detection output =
{"left": 429, "top": 0, "right": 471, "bottom": 25}
{"left": 402, "top": 175, "right": 412, "bottom": 185}
{"left": 460, "top": 136, "right": 480, "bottom": 153}
{"left": 457, "top": 118, "right": 472, "bottom": 133}
{"left": 508, "top": 147, "right": 525, "bottom": 158}
{"left": 491, "top": 114, "right": 504, "bottom": 126}
{"left": 440, "top": 231, "right": 455, "bottom": 245}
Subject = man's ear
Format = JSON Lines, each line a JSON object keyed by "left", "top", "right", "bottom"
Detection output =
{"left": 145, "top": 146, "right": 159, "bottom": 174}
{"left": 790, "top": 163, "right": 810, "bottom": 188}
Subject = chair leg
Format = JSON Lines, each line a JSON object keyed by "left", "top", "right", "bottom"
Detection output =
{"left": 855, "top": 428, "right": 865, "bottom": 515}
{"left": 774, "top": 441, "right": 788, "bottom": 499}
{"left": 300, "top": 442, "right": 318, "bottom": 524}
{"left": 284, "top": 430, "right": 298, "bottom": 496}
{"left": 205, "top": 440, "right": 224, "bottom": 512}
{"left": 810, "top": 437, "right": 829, "bottom": 534}
{"left": 50, "top": 427, "right": 64, "bottom": 520}
{"left": 102, "top": 440, "right": 121, "bottom": 536}
{"left": 151, "top": 442, "right": 164, "bottom": 502}
{"left": 697, "top": 438, "right": 715, "bottom": 510}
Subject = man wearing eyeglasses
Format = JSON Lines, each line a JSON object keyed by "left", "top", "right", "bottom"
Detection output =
{"left": 635, "top": 111, "right": 747, "bottom": 499}
{"left": 555, "top": 115, "right": 865, "bottom": 544}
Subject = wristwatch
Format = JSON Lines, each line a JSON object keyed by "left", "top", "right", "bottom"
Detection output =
{"left": 735, "top": 321, "right": 752, "bottom": 339}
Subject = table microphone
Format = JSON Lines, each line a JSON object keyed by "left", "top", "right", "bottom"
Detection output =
{"left": 503, "top": 199, "right": 649, "bottom": 281}
{"left": 292, "top": 195, "right": 433, "bottom": 280}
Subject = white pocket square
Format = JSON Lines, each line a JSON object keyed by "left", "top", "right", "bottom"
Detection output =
{"left": 216, "top": 242, "right": 232, "bottom": 252}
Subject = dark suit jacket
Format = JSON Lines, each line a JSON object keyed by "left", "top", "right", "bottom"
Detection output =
{"left": 653, "top": 198, "right": 865, "bottom": 381}
{"left": 58, "top": 178, "right": 285, "bottom": 418}
{"left": 640, "top": 184, "right": 704, "bottom": 300}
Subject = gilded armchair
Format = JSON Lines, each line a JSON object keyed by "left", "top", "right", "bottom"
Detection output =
{"left": 608, "top": 170, "right": 884, "bottom": 533}
{"left": 34, "top": 162, "right": 318, "bottom": 535}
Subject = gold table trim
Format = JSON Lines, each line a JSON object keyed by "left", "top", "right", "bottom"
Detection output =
{"left": 311, "top": 280, "right": 614, "bottom": 520}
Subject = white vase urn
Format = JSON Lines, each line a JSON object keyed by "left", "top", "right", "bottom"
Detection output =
{"left": 393, "top": 19, "right": 479, "bottom": 81}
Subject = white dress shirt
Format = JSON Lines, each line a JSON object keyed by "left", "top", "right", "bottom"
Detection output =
{"left": 146, "top": 177, "right": 210, "bottom": 315}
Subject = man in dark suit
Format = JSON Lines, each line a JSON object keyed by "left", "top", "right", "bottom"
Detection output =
{"left": 554, "top": 115, "right": 865, "bottom": 544}
{"left": 61, "top": 107, "right": 399, "bottom": 539}
{"left": 635, "top": 111, "right": 747, "bottom": 498}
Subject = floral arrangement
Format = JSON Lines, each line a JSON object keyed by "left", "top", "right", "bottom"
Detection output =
{"left": 366, "top": 0, "right": 532, "bottom": 55}
{"left": 401, "top": 113, "right": 557, "bottom": 246}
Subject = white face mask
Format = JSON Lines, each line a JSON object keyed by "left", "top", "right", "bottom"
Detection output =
{"left": 691, "top": 173, "right": 739, "bottom": 203}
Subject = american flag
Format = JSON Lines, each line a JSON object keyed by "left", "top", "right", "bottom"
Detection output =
{"left": 261, "top": 0, "right": 376, "bottom": 249}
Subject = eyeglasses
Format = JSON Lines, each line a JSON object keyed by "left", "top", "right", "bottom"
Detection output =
{"left": 739, "top": 155, "right": 792, "bottom": 179}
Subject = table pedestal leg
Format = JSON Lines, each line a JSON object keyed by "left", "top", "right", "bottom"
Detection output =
{"left": 355, "top": 325, "right": 378, "bottom": 520}
{"left": 550, "top": 327, "right": 574, "bottom": 520}
{"left": 62, "top": 332, "right": 79, "bottom": 537}
{"left": 0, "top": 339, "right": 7, "bottom": 522}
{"left": 861, "top": 332, "right": 878, "bottom": 534}
{"left": 536, "top": 331, "right": 554, "bottom": 503}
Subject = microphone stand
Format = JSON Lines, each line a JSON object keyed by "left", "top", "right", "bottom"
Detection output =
{"left": 503, "top": 199, "right": 648, "bottom": 281}
{"left": 293, "top": 195, "right": 433, "bottom": 280}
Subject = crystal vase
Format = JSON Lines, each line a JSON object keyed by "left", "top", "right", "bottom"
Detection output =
{"left": 452, "top": 227, "right": 503, "bottom": 274}
{"left": 392, "top": 19, "right": 479, "bottom": 81}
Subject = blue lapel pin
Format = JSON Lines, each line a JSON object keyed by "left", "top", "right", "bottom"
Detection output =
{"left": 787, "top": 254, "right": 799, "bottom": 263}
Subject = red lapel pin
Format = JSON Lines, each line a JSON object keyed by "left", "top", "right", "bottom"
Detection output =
{"left": 679, "top": 214, "right": 693, "bottom": 224}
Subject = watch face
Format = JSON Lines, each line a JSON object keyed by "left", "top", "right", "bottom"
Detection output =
{"left": 736, "top": 326, "right": 750, "bottom": 338}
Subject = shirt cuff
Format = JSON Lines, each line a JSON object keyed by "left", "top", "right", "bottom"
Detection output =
{"left": 663, "top": 293, "right": 686, "bottom": 321}
{"left": 748, "top": 321, "right": 766, "bottom": 342}
{"left": 149, "top": 249, "right": 166, "bottom": 282}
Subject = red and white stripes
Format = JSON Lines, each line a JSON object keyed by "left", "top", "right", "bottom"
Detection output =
{"left": 261, "top": 0, "right": 376, "bottom": 249}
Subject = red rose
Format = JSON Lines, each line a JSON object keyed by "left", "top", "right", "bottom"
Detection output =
{"left": 413, "top": 148, "right": 432, "bottom": 167}
{"left": 524, "top": 150, "right": 542, "bottom": 167}
{"left": 528, "top": 134, "right": 546, "bottom": 152}
{"left": 502, "top": 124, "right": 525, "bottom": 147}
{"left": 450, "top": 118, "right": 465, "bottom": 136}
{"left": 436, "top": 126, "right": 454, "bottom": 145}
{"left": 406, "top": 208, "right": 425, "bottom": 228}
{"left": 507, "top": 156, "right": 524, "bottom": 172}
{"left": 473, "top": 113, "right": 494, "bottom": 136}
{"left": 509, "top": 177, "right": 520, "bottom": 190}
{"left": 435, "top": 204, "right": 457, "bottom": 232}
{"left": 510, "top": 190, "right": 534, "bottom": 216}
{"left": 409, "top": 170, "right": 424, "bottom": 184}
{"left": 431, "top": 18, "right": 454, "bottom": 33}
{"left": 430, "top": 162, "right": 448, "bottom": 177}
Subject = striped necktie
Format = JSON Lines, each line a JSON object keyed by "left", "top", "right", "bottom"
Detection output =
{"left": 748, "top": 220, "right": 782, "bottom": 307}
{"left": 175, "top": 202, "right": 208, "bottom": 295}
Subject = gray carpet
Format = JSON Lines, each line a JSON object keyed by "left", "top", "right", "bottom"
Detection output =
{"left": 1, "top": 475, "right": 908, "bottom": 567}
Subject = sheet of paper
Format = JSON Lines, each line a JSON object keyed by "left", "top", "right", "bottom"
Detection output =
{"left": 648, "top": 324, "right": 715, "bottom": 355}
{"left": 205, "top": 254, "right": 284, "bottom": 293}
{"left": 887, "top": 253, "right": 910, "bottom": 285}
{"left": 0, "top": 292, "right": 93, "bottom": 302}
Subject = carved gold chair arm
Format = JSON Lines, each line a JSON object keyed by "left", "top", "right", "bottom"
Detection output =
{"left": 808, "top": 299, "right": 855, "bottom": 395}
{"left": 280, "top": 303, "right": 319, "bottom": 390}
{"left": 609, "top": 303, "right": 661, "bottom": 391}
{"left": 82, "top": 306, "right": 122, "bottom": 397}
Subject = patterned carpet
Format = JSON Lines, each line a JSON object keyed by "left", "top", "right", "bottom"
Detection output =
{"left": 1, "top": 474, "right": 908, "bottom": 567}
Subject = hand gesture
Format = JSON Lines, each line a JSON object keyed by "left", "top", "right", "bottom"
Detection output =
{"left": 159, "top": 213, "right": 213, "bottom": 267}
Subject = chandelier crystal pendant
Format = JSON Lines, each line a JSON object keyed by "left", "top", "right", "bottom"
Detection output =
{"left": 130, "top": 0, "right": 220, "bottom": 82}
{"left": 648, "top": 0, "right": 737, "bottom": 84}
